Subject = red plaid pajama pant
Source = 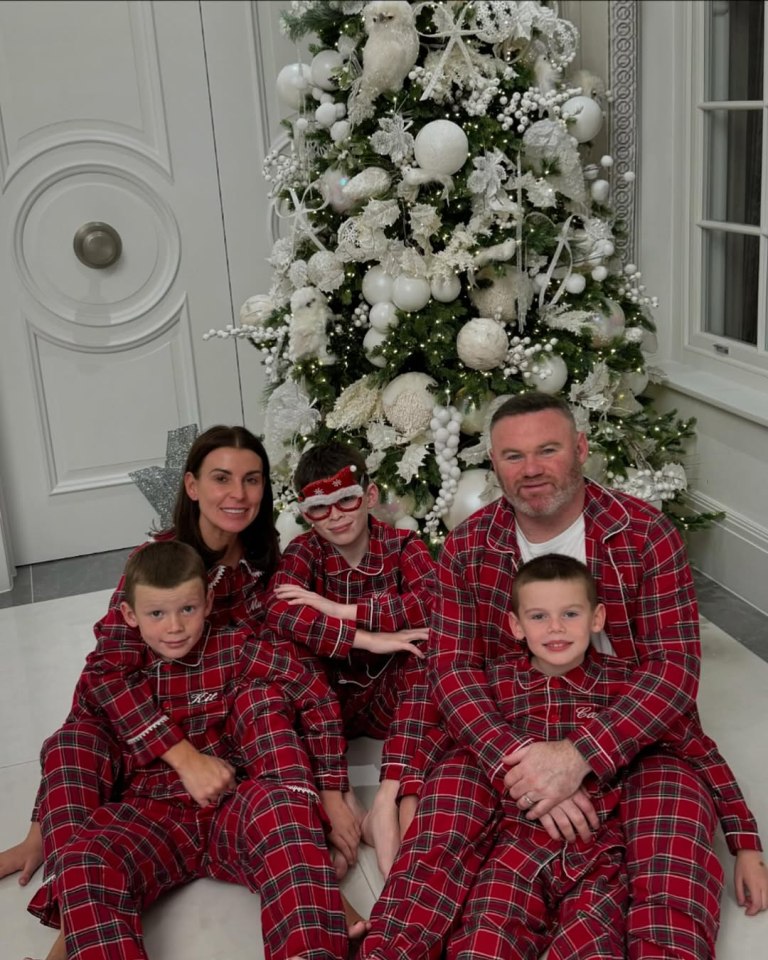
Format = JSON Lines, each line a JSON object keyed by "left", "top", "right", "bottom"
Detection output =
{"left": 48, "top": 782, "right": 347, "bottom": 960}
{"left": 31, "top": 718, "right": 123, "bottom": 897}
{"left": 445, "top": 822, "right": 627, "bottom": 960}
{"left": 362, "top": 748, "right": 723, "bottom": 960}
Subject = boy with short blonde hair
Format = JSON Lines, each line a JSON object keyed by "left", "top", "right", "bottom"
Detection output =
{"left": 28, "top": 540, "right": 356, "bottom": 960}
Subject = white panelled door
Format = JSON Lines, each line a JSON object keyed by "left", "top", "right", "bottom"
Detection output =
{"left": 0, "top": 1, "right": 249, "bottom": 564}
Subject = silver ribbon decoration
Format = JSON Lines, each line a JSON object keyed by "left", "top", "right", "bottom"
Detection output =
{"left": 531, "top": 212, "right": 575, "bottom": 311}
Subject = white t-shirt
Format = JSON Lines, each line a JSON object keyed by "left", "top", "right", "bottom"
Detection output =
{"left": 515, "top": 515, "right": 615, "bottom": 655}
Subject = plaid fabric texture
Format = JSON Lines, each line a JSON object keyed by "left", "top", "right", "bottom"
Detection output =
{"left": 266, "top": 517, "right": 437, "bottom": 779}
{"left": 49, "top": 784, "right": 347, "bottom": 960}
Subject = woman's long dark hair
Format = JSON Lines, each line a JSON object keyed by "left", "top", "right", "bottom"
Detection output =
{"left": 170, "top": 425, "right": 279, "bottom": 578}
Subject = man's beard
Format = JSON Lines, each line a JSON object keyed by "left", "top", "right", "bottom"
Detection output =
{"left": 503, "top": 465, "right": 583, "bottom": 518}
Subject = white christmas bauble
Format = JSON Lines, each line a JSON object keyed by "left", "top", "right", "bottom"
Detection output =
{"left": 310, "top": 49, "right": 343, "bottom": 91}
{"left": 528, "top": 354, "right": 568, "bottom": 395}
{"left": 369, "top": 300, "right": 399, "bottom": 332}
{"left": 430, "top": 274, "right": 462, "bottom": 303}
{"left": 395, "top": 515, "right": 421, "bottom": 532}
{"left": 588, "top": 310, "right": 616, "bottom": 346}
{"left": 319, "top": 167, "right": 357, "bottom": 213}
{"left": 468, "top": 266, "right": 533, "bottom": 323}
{"left": 414, "top": 120, "right": 469, "bottom": 175}
{"left": 239, "top": 294, "right": 274, "bottom": 327}
{"left": 275, "top": 506, "right": 306, "bottom": 547}
{"left": 373, "top": 489, "right": 416, "bottom": 525}
{"left": 392, "top": 274, "right": 431, "bottom": 312}
{"left": 314, "top": 102, "right": 338, "bottom": 127}
{"left": 444, "top": 469, "right": 502, "bottom": 530}
{"left": 276, "top": 62, "right": 312, "bottom": 110}
{"left": 561, "top": 96, "right": 603, "bottom": 143}
{"left": 362, "top": 266, "right": 395, "bottom": 305}
{"left": 457, "top": 318, "right": 509, "bottom": 371}
{"left": 590, "top": 179, "right": 610, "bottom": 203}
{"left": 363, "top": 327, "right": 388, "bottom": 367}
{"left": 604, "top": 298, "right": 626, "bottom": 331}
{"left": 591, "top": 265, "right": 608, "bottom": 282}
{"left": 622, "top": 369, "right": 649, "bottom": 396}
{"left": 330, "top": 120, "right": 351, "bottom": 142}
{"left": 564, "top": 273, "right": 586, "bottom": 294}
{"left": 456, "top": 391, "right": 495, "bottom": 436}
{"left": 381, "top": 372, "right": 437, "bottom": 436}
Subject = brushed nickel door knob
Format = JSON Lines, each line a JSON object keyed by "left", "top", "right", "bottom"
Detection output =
{"left": 73, "top": 221, "right": 122, "bottom": 269}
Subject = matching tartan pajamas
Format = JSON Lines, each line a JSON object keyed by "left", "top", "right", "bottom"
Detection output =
{"left": 265, "top": 517, "right": 436, "bottom": 780}
{"left": 364, "top": 482, "right": 740, "bottom": 960}
{"left": 30, "top": 619, "right": 349, "bottom": 960}
{"left": 28, "top": 536, "right": 274, "bottom": 863}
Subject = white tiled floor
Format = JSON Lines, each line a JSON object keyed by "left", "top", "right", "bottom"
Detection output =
{"left": 1, "top": 592, "right": 767, "bottom": 958}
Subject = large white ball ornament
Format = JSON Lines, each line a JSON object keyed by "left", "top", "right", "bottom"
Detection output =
{"left": 430, "top": 274, "right": 462, "bottom": 303}
{"left": 591, "top": 265, "right": 608, "bottom": 282}
{"left": 363, "top": 327, "right": 388, "bottom": 367}
{"left": 457, "top": 318, "right": 509, "bottom": 371}
{"left": 561, "top": 96, "right": 604, "bottom": 143}
{"left": 603, "top": 298, "right": 626, "bottom": 331}
{"left": 528, "top": 354, "right": 569, "bottom": 395}
{"left": 276, "top": 63, "right": 312, "bottom": 110}
{"left": 330, "top": 120, "right": 351, "bottom": 143}
{"left": 276, "top": 506, "right": 306, "bottom": 547}
{"left": 310, "top": 49, "right": 343, "bottom": 90}
{"left": 590, "top": 179, "right": 610, "bottom": 204}
{"left": 369, "top": 301, "right": 399, "bottom": 332}
{"left": 314, "top": 102, "right": 338, "bottom": 127}
{"left": 444, "top": 469, "right": 502, "bottom": 530}
{"left": 414, "top": 120, "right": 469, "bottom": 175}
{"left": 382, "top": 372, "right": 437, "bottom": 437}
{"left": 564, "top": 273, "right": 586, "bottom": 294}
{"left": 588, "top": 310, "right": 616, "bottom": 346}
{"left": 362, "top": 266, "right": 394, "bottom": 305}
{"left": 373, "top": 489, "right": 416, "bottom": 525}
{"left": 395, "top": 515, "right": 421, "bottom": 532}
{"left": 392, "top": 275, "right": 431, "bottom": 312}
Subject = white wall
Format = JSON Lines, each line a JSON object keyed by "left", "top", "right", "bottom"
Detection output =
{"left": 637, "top": 1, "right": 768, "bottom": 614}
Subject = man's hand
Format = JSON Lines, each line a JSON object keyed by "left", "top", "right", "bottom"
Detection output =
{"left": 320, "top": 790, "right": 361, "bottom": 868}
{"left": 353, "top": 628, "right": 428, "bottom": 657}
{"left": 503, "top": 739, "right": 591, "bottom": 817}
{"left": 162, "top": 739, "right": 235, "bottom": 807}
{"left": 272, "top": 584, "right": 356, "bottom": 621}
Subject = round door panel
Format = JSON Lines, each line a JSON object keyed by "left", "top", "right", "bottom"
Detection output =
{"left": 15, "top": 163, "right": 181, "bottom": 327}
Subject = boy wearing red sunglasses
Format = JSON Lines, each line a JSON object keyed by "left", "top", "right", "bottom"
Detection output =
{"left": 266, "top": 441, "right": 436, "bottom": 882}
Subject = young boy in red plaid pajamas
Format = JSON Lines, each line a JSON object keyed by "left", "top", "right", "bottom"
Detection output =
{"left": 266, "top": 441, "right": 436, "bottom": 878}
{"left": 362, "top": 555, "right": 768, "bottom": 960}
{"left": 26, "top": 540, "right": 358, "bottom": 960}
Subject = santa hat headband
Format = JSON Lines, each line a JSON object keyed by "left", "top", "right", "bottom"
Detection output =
{"left": 297, "top": 464, "right": 364, "bottom": 512}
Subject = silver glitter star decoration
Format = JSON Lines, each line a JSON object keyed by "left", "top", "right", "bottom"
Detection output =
{"left": 129, "top": 425, "right": 199, "bottom": 528}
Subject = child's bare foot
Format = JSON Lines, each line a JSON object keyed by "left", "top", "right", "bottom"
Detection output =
{"left": 361, "top": 780, "right": 400, "bottom": 879}
{"left": 343, "top": 787, "right": 368, "bottom": 828}
{"left": 43, "top": 930, "right": 66, "bottom": 960}
{"left": 330, "top": 845, "right": 350, "bottom": 880}
{"left": 0, "top": 822, "right": 43, "bottom": 886}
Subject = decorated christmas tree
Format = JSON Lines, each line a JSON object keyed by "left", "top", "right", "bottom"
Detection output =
{"left": 209, "top": 0, "right": 719, "bottom": 546}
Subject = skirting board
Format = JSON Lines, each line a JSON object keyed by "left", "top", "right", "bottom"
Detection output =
{"left": 685, "top": 490, "right": 768, "bottom": 617}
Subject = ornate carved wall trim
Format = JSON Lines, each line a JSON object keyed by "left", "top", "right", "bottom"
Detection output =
{"left": 609, "top": 0, "right": 639, "bottom": 260}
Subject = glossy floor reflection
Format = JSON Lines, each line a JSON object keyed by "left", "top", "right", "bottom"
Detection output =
{"left": 1, "top": 592, "right": 766, "bottom": 958}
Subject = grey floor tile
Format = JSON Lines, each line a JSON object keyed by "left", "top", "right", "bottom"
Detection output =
{"left": 0, "top": 565, "right": 32, "bottom": 608}
{"left": 29, "top": 548, "right": 133, "bottom": 603}
{"left": 693, "top": 568, "right": 768, "bottom": 663}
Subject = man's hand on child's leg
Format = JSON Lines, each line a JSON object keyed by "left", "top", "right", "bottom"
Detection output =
{"left": 320, "top": 789, "right": 361, "bottom": 873}
{"left": 361, "top": 778, "right": 401, "bottom": 880}
{"left": 162, "top": 739, "right": 235, "bottom": 807}
{"left": 0, "top": 821, "right": 43, "bottom": 885}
